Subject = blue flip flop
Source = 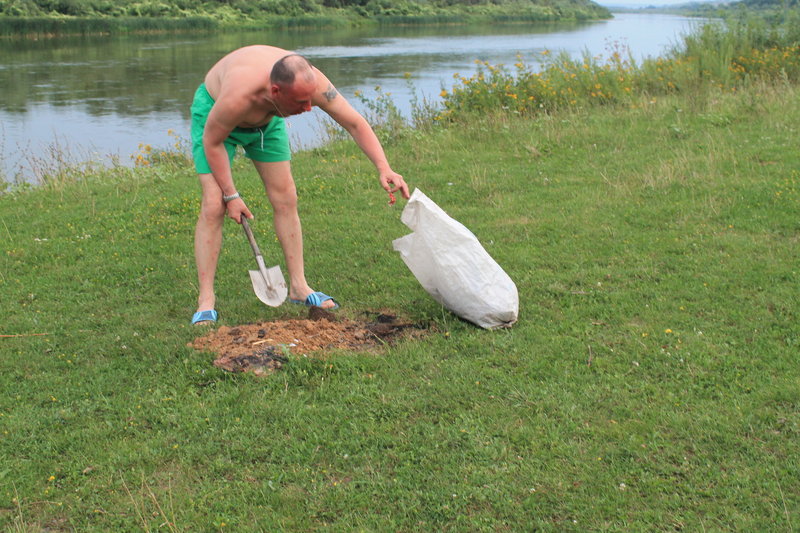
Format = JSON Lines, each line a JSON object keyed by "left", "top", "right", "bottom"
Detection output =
{"left": 191, "top": 309, "right": 218, "bottom": 324}
{"left": 290, "top": 291, "right": 339, "bottom": 310}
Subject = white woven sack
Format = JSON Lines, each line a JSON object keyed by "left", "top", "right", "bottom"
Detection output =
{"left": 392, "top": 189, "right": 518, "bottom": 329}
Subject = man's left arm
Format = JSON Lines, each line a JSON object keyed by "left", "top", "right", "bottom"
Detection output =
{"left": 315, "top": 79, "right": 409, "bottom": 202}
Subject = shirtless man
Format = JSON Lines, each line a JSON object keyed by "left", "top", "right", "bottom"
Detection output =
{"left": 190, "top": 45, "right": 409, "bottom": 325}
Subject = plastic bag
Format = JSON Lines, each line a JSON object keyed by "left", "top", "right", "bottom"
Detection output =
{"left": 392, "top": 189, "right": 518, "bottom": 329}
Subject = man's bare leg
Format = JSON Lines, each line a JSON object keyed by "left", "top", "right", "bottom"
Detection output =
{"left": 194, "top": 173, "right": 226, "bottom": 319}
{"left": 253, "top": 160, "right": 336, "bottom": 309}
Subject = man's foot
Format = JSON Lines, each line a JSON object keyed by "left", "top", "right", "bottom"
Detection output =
{"left": 192, "top": 309, "right": 218, "bottom": 325}
{"left": 289, "top": 291, "right": 339, "bottom": 310}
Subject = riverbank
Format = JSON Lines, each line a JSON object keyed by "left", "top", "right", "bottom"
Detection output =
{"left": 0, "top": 0, "right": 611, "bottom": 38}
{"left": 2, "top": 32, "right": 799, "bottom": 529}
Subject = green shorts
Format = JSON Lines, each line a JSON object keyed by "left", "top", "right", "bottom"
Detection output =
{"left": 190, "top": 83, "right": 291, "bottom": 174}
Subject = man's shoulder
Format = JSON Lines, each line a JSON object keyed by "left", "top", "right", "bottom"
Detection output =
{"left": 238, "top": 44, "right": 291, "bottom": 64}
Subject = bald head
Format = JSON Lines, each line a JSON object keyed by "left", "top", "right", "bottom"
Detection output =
{"left": 270, "top": 54, "right": 315, "bottom": 88}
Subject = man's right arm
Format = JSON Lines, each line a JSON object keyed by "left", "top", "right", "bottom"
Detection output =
{"left": 202, "top": 113, "right": 236, "bottom": 196}
{"left": 203, "top": 85, "right": 254, "bottom": 222}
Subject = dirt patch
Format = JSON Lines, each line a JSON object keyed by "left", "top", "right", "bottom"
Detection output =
{"left": 190, "top": 308, "right": 427, "bottom": 377}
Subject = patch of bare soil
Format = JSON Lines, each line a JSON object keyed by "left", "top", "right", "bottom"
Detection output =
{"left": 190, "top": 308, "right": 427, "bottom": 377}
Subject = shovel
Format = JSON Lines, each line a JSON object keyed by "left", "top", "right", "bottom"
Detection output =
{"left": 240, "top": 217, "right": 288, "bottom": 307}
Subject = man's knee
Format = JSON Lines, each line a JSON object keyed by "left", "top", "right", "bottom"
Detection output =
{"left": 197, "top": 173, "right": 226, "bottom": 220}
{"left": 261, "top": 167, "right": 298, "bottom": 211}
{"left": 199, "top": 194, "right": 226, "bottom": 221}
{"left": 269, "top": 185, "right": 298, "bottom": 213}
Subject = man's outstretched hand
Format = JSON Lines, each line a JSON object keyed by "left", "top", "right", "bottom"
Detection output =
{"left": 381, "top": 170, "right": 410, "bottom": 205}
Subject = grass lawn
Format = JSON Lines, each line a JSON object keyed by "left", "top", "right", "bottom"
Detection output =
{"left": 1, "top": 81, "right": 798, "bottom": 531}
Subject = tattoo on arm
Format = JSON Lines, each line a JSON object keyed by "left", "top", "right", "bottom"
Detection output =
{"left": 323, "top": 84, "right": 338, "bottom": 102}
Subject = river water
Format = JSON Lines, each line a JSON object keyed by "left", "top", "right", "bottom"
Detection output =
{"left": 0, "top": 13, "right": 706, "bottom": 181}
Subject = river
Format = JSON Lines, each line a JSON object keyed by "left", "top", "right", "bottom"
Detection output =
{"left": 0, "top": 13, "right": 707, "bottom": 182}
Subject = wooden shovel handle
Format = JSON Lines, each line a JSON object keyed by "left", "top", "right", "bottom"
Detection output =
{"left": 240, "top": 217, "right": 262, "bottom": 258}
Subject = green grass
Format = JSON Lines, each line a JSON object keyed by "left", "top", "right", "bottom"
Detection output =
{"left": 2, "top": 68, "right": 800, "bottom": 533}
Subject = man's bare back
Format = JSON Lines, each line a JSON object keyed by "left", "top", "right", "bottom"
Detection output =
{"left": 204, "top": 45, "right": 308, "bottom": 129}
{"left": 204, "top": 45, "right": 287, "bottom": 95}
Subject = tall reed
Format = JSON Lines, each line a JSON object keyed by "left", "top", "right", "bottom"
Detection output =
{"left": 0, "top": 16, "right": 217, "bottom": 36}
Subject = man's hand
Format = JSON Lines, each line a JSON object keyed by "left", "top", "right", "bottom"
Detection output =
{"left": 380, "top": 170, "right": 409, "bottom": 205}
{"left": 226, "top": 197, "right": 253, "bottom": 224}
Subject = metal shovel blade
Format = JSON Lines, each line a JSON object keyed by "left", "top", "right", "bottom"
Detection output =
{"left": 241, "top": 218, "right": 288, "bottom": 307}
{"left": 248, "top": 261, "right": 288, "bottom": 307}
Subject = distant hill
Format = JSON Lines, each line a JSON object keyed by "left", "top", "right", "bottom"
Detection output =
{"left": 600, "top": 0, "right": 722, "bottom": 12}
{"left": 733, "top": 0, "right": 798, "bottom": 6}
{"left": 605, "top": 0, "right": 798, "bottom": 14}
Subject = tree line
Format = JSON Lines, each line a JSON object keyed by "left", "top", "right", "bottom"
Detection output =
{"left": 0, "top": 0, "right": 610, "bottom": 21}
